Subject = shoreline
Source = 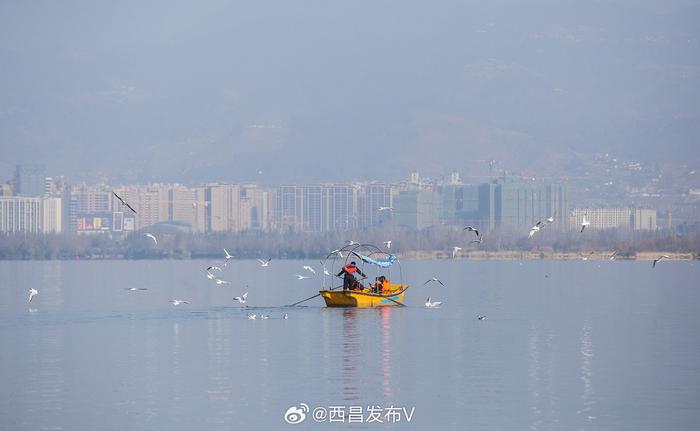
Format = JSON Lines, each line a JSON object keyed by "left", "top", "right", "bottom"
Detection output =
{"left": 400, "top": 250, "right": 698, "bottom": 261}
{"left": 0, "top": 251, "right": 696, "bottom": 262}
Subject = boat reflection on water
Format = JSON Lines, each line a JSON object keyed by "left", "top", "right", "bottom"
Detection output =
{"left": 339, "top": 307, "right": 398, "bottom": 404}
{"left": 380, "top": 306, "right": 393, "bottom": 400}
{"left": 341, "top": 308, "right": 361, "bottom": 402}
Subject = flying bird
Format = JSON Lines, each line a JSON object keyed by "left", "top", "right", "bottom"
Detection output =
{"left": 469, "top": 237, "right": 483, "bottom": 244}
{"left": 345, "top": 240, "right": 358, "bottom": 246}
{"left": 145, "top": 233, "right": 157, "bottom": 245}
{"left": 260, "top": 314, "right": 269, "bottom": 320}
{"left": 452, "top": 246, "right": 462, "bottom": 259}
{"left": 609, "top": 250, "right": 619, "bottom": 261}
{"left": 233, "top": 292, "right": 248, "bottom": 304}
{"left": 124, "top": 287, "right": 147, "bottom": 291}
{"left": 302, "top": 265, "right": 316, "bottom": 274}
{"left": 224, "top": 248, "right": 234, "bottom": 260}
{"left": 247, "top": 313, "right": 257, "bottom": 320}
{"left": 170, "top": 299, "right": 189, "bottom": 306}
{"left": 425, "top": 297, "right": 442, "bottom": 308}
{"left": 295, "top": 274, "right": 310, "bottom": 280}
{"left": 652, "top": 255, "right": 670, "bottom": 268}
{"left": 28, "top": 288, "right": 38, "bottom": 303}
{"left": 205, "top": 271, "right": 217, "bottom": 280}
{"left": 113, "top": 192, "right": 137, "bottom": 214}
{"left": 283, "top": 313, "right": 289, "bottom": 319}
{"left": 207, "top": 266, "right": 222, "bottom": 272}
{"left": 331, "top": 249, "right": 344, "bottom": 258}
{"left": 580, "top": 216, "right": 590, "bottom": 233}
{"left": 545, "top": 212, "right": 556, "bottom": 224}
{"left": 528, "top": 221, "right": 543, "bottom": 239}
{"left": 383, "top": 240, "right": 392, "bottom": 249}
{"left": 463, "top": 226, "right": 480, "bottom": 238}
{"left": 423, "top": 277, "right": 445, "bottom": 287}
{"left": 320, "top": 262, "right": 331, "bottom": 276}
{"left": 477, "top": 315, "right": 487, "bottom": 321}
{"left": 377, "top": 206, "right": 393, "bottom": 212}
{"left": 215, "top": 278, "right": 230, "bottom": 285}
{"left": 257, "top": 258, "right": 271, "bottom": 267}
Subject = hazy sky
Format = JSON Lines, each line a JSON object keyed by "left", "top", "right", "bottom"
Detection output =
{"left": 1, "top": 0, "right": 698, "bottom": 184}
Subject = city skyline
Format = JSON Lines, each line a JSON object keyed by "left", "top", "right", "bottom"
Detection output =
{"left": 0, "top": 164, "right": 670, "bottom": 236}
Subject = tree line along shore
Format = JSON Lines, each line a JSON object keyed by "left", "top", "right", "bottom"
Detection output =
{"left": 0, "top": 228, "right": 698, "bottom": 261}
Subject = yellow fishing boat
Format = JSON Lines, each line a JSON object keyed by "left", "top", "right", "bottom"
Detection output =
{"left": 307, "top": 243, "right": 409, "bottom": 308}
{"left": 320, "top": 284, "right": 408, "bottom": 308}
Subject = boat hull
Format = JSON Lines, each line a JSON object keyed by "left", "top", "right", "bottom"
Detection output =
{"left": 320, "top": 289, "right": 406, "bottom": 308}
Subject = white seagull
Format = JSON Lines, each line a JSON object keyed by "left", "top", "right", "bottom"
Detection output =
{"left": 302, "top": 265, "right": 316, "bottom": 275}
{"left": 224, "top": 248, "right": 234, "bottom": 260}
{"left": 215, "top": 278, "right": 230, "bottom": 285}
{"left": 425, "top": 297, "right": 442, "bottom": 308}
{"left": 652, "top": 255, "right": 670, "bottom": 268}
{"left": 377, "top": 206, "right": 393, "bottom": 212}
{"left": 145, "top": 233, "right": 157, "bottom": 245}
{"left": 546, "top": 214, "right": 555, "bottom": 224}
{"left": 580, "top": 251, "right": 595, "bottom": 261}
{"left": 383, "top": 240, "right": 392, "bottom": 249}
{"left": 257, "top": 258, "right": 271, "bottom": 267}
{"left": 452, "top": 246, "right": 462, "bottom": 259}
{"left": 609, "top": 250, "right": 619, "bottom": 260}
{"left": 580, "top": 216, "right": 590, "bottom": 233}
{"left": 331, "top": 249, "right": 344, "bottom": 258}
{"left": 247, "top": 313, "right": 257, "bottom": 320}
{"left": 28, "top": 288, "right": 38, "bottom": 303}
{"left": 283, "top": 313, "right": 289, "bottom": 319}
{"left": 295, "top": 274, "right": 310, "bottom": 280}
{"left": 477, "top": 315, "right": 487, "bottom": 321}
{"left": 423, "top": 277, "right": 445, "bottom": 287}
{"left": 260, "top": 314, "right": 269, "bottom": 320}
{"left": 528, "top": 221, "right": 543, "bottom": 239}
{"left": 124, "top": 287, "right": 148, "bottom": 291}
{"left": 207, "top": 266, "right": 223, "bottom": 272}
{"left": 345, "top": 240, "right": 358, "bottom": 246}
{"left": 206, "top": 271, "right": 217, "bottom": 280}
{"left": 233, "top": 292, "right": 248, "bottom": 304}
{"left": 170, "top": 299, "right": 189, "bottom": 306}
{"left": 320, "top": 262, "right": 331, "bottom": 276}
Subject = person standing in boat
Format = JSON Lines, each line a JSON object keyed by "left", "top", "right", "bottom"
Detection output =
{"left": 337, "top": 261, "right": 366, "bottom": 290}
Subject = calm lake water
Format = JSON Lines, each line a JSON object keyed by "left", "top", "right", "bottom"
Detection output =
{"left": 1, "top": 259, "right": 699, "bottom": 430}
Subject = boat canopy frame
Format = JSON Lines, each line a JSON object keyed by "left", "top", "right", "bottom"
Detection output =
{"left": 321, "top": 243, "right": 403, "bottom": 291}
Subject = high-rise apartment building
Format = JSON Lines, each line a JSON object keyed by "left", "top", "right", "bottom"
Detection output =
{"left": 0, "top": 196, "right": 61, "bottom": 233}
{"left": 394, "top": 190, "right": 443, "bottom": 230}
{"left": 242, "top": 186, "right": 274, "bottom": 231}
{"left": 70, "top": 183, "right": 113, "bottom": 233}
{"left": 205, "top": 183, "right": 243, "bottom": 232}
{"left": 357, "top": 183, "right": 392, "bottom": 228}
{"left": 42, "top": 197, "right": 62, "bottom": 233}
{"left": 439, "top": 184, "right": 480, "bottom": 226}
{"left": 274, "top": 183, "right": 362, "bottom": 233}
{"left": 13, "top": 164, "right": 46, "bottom": 197}
{"left": 570, "top": 208, "right": 657, "bottom": 231}
{"left": 471, "top": 179, "right": 569, "bottom": 231}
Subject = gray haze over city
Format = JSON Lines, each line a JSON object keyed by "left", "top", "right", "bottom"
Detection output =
{"left": 1, "top": 0, "right": 699, "bottom": 185}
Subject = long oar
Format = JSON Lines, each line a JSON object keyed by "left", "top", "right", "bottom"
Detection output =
{"left": 287, "top": 276, "right": 369, "bottom": 307}
{"left": 384, "top": 296, "right": 406, "bottom": 307}
{"left": 287, "top": 277, "right": 346, "bottom": 307}
{"left": 379, "top": 286, "right": 408, "bottom": 307}
{"left": 287, "top": 293, "right": 322, "bottom": 307}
